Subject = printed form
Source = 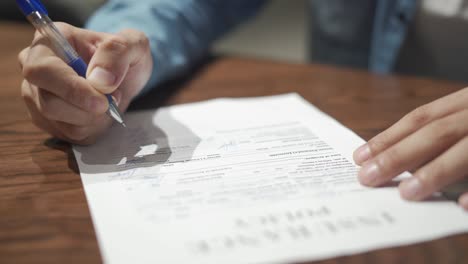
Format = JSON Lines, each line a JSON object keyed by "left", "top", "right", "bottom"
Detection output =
{"left": 73, "top": 94, "right": 468, "bottom": 264}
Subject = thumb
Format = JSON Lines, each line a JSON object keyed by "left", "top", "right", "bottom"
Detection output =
{"left": 87, "top": 29, "right": 149, "bottom": 94}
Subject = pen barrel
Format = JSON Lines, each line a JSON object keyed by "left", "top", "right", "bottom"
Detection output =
{"left": 70, "top": 58, "right": 88, "bottom": 78}
{"left": 26, "top": 11, "right": 80, "bottom": 65}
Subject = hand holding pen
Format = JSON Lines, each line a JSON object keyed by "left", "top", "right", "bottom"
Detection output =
{"left": 16, "top": 0, "right": 153, "bottom": 145}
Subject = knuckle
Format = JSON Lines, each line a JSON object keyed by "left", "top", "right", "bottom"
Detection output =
{"left": 119, "top": 28, "right": 138, "bottom": 36}
{"left": 123, "top": 29, "right": 150, "bottom": 57}
{"left": 367, "top": 134, "right": 389, "bottom": 154}
{"left": 18, "top": 48, "right": 29, "bottom": 67}
{"left": 416, "top": 167, "right": 440, "bottom": 192}
{"left": 64, "top": 78, "right": 87, "bottom": 108}
{"left": 32, "top": 30, "right": 45, "bottom": 44}
{"left": 63, "top": 81, "right": 78, "bottom": 103}
{"left": 431, "top": 118, "right": 459, "bottom": 145}
{"left": 124, "top": 29, "right": 149, "bottom": 47}
{"left": 54, "top": 22, "right": 74, "bottom": 40}
{"left": 36, "top": 92, "right": 54, "bottom": 119}
{"left": 22, "top": 57, "right": 53, "bottom": 83}
{"left": 406, "top": 105, "right": 431, "bottom": 127}
{"left": 102, "top": 35, "right": 129, "bottom": 54}
{"left": 22, "top": 62, "right": 40, "bottom": 82}
{"left": 139, "top": 32, "right": 150, "bottom": 49}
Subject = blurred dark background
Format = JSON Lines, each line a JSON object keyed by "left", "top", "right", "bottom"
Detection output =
{"left": 3, "top": 1, "right": 468, "bottom": 84}
{"left": 0, "top": 1, "right": 309, "bottom": 64}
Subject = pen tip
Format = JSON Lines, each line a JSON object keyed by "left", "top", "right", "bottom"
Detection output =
{"left": 122, "top": 122, "right": 127, "bottom": 128}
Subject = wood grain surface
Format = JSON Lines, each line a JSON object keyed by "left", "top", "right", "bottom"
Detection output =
{"left": 1, "top": 22, "right": 468, "bottom": 264}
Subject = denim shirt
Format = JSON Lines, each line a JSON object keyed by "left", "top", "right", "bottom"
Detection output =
{"left": 86, "top": 0, "right": 417, "bottom": 94}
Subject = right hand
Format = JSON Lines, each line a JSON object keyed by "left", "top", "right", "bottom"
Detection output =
{"left": 18, "top": 22, "right": 153, "bottom": 145}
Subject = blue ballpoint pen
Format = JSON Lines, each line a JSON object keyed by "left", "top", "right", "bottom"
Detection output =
{"left": 16, "top": 0, "right": 126, "bottom": 127}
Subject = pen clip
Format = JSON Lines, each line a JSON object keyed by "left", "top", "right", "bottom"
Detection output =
{"left": 16, "top": 0, "right": 48, "bottom": 16}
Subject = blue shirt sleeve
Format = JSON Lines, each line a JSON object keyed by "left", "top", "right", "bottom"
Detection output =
{"left": 85, "top": 0, "right": 265, "bottom": 96}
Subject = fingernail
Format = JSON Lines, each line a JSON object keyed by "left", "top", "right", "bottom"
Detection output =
{"left": 358, "top": 162, "right": 380, "bottom": 186}
{"left": 400, "top": 177, "right": 422, "bottom": 200}
{"left": 88, "top": 67, "right": 116, "bottom": 88}
{"left": 88, "top": 96, "right": 107, "bottom": 113}
{"left": 354, "top": 144, "right": 371, "bottom": 164}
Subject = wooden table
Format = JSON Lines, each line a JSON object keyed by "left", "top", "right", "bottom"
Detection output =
{"left": 1, "top": 22, "right": 468, "bottom": 264}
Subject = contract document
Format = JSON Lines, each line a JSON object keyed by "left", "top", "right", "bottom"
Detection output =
{"left": 73, "top": 93, "right": 468, "bottom": 264}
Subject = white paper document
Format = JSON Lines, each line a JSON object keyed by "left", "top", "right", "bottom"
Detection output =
{"left": 74, "top": 93, "right": 468, "bottom": 264}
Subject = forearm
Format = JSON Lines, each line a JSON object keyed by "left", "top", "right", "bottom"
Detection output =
{"left": 86, "top": 0, "right": 265, "bottom": 95}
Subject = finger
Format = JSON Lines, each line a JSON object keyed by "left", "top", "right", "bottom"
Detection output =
{"left": 18, "top": 47, "right": 30, "bottom": 71}
{"left": 398, "top": 136, "right": 468, "bottom": 201}
{"left": 353, "top": 88, "right": 468, "bottom": 165}
{"left": 22, "top": 81, "right": 67, "bottom": 139}
{"left": 87, "top": 29, "right": 150, "bottom": 94}
{"left": 26, "top": 22, "right": 104, "bottom": 67}
{"left": 458, "top": 192, "right": 468, "bottom": 211}
{"left": 53, "top": 121, "right": 93, "bottom": 143}
{"left": 22, "top": 23, "right": 109, "bottom": 114}
{"left": 36, "top": 89, "right": 100, "bottom": 126}
{"left": 54, "top": 116, "right": 112, "bottom": 145}
{"left": 358, "top": 110, "right": 468, "bottom": 186}
{"left": 22, "top": 52, "right": 108, "bottom": 114}
{"left": 45, "top": 22, "right": 105, "bottom": 62}
{"left": 24, "top": 81, "right": 111, "bottom": 144}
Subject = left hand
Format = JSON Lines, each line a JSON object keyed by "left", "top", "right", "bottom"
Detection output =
{"left": 353, "top": 87, "right": 468, "bottom": 209}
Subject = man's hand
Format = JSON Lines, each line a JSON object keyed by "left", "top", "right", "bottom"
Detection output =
{"left": 353, "top": 87, "right": 468, "bottom": 209}
{"left": 18, "top": 22, "right": 153, "bottom": 145}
